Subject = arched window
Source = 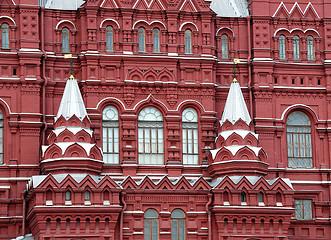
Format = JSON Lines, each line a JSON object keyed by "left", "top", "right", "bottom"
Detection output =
{"left": 138, "top": 107, "right": 164, "bottom": 165}
{"left": 0, "top": 111, "right": 3, "bottom": 164}
{"left": 153, "top": 28, "right": 160, "bottom": 53}
{"left": 138, "top": 28, "right": 145, "bottom": 52}
{"left": 258, "top": 192, "right": 264, "bottom": 206}
{"left": 103, "top": 106, "right": 119, "bottom": 164}
{"left": 287, "top": 111, "right": 312, "bottom": 168}
{"left": 307, "top": 36, "right": 314, "bottom": 60}
{"left": 84, "top": 190, "right": 90, "bottom": 201}
{"left": 1, "top": 23, "right": 9, "bottom": 49}
{"left": 293, "top": 35, "right": 300, "bottom": 59}
{"left": 182, "top": 108, "right": 198, "bottom": 164}
{"left": 106, "top": 26, "right": 113, "bottom": 51}
{"left": 185, "top": 30, "right": 192, "bottom": 54}
{"left": 65, "top": 190, "right": 71, "bottom": 201}
{"left": 171, "top": 209, "right": 185, "bottom": 240}
{"left": 241, "top": 192, "right": 247, "bottom": 204}
{"left": 62, "top": 28, "right": 70, "bottom": 53}
{"left": 221, "top": 34, "right": 228, "bottom": 59}
{"left": 279, "top": 35, "right": 286, "bottom": 59}
{"left": 144, "top": 209, "right": 158, "bottom": 240}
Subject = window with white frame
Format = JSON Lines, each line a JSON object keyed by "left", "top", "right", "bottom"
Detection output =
{"left": 153, "top": 28, "right": 160, "bottom": 53}
{"left": 106, "top": 26, "right": 113, "bottom": 51}
{"left": 138, "top": 107, "right": 164, "bottom": 165}
{"left": 295, "top": 199, "right": 312, "bottom": 220}
{"left": 279, "top": 35, "right": 286, "bottom": 59}
{"left": 102, "top": 106, "right": 119, "bottom": 164}
{"left": 185, "top": 29, "right": 192, "bottom": 54}
{"left": 171, "top": 209, "right": 185, "bottom": 240}
{"left": 293, "top": 35, "right": 300, "bottom": 59}
{"left": 138, "top": 28, "right": 145, "bottom": 52}
{"left": 307, "top": 36, "right": 314, "bottom": 60}
{"left": 182, "top": 108, "right": 198, "bottom": 164}
{"left": 287, "top": 111, "right": 312, "bottom": 168}
{"left": 1, "top": 23, "right": 9, "bottom": 49}
{"left": 144, "top": 209, "right": 158, "bottom": 240}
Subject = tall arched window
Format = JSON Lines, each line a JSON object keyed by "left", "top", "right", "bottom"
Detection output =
{"left": 1, "top": 23, "right": 9, "bottom": 49}
{"left": 279, "top": 35, "right": 286, "bottom": 59}
{"left": 293, "top": 35, "right": 300, "bottom": 59}
{"left": 144, "top": 209, "right": 158, "bottom": 240}
{"left": 171, "top": 209, "right": 185, "bottom": 240}
{"left": 307, "top": 36, "right": 314, "bottom": 60}
{"left": 153, "top": 28, "right": 160, "bottom": 53}
{"left": 182, "top": 108, "right": 198, "bottom": 164}
{"left": 221, "top": 34, "right": 228, "bottom": 59}
{"left": 287, "top": 111, "right": 312, "bottom": 168}
{"left": 102, "top": 106, "right": 119, "bottom": 164}
{"left": 106, "top": 26, "right": 113, "bottom": 51}
{"left": 138, "top": 107, "right": 164, "bottom": 165}
{"left": 139, "top": 28, "right": 145, "bottom": 52}
{"left": 62, "top": 28, "right": 70, "bottom": 53}
{"left": 0, "top": 111, "right": 3, "bottom": 164}
{"left": 65, "top": 190, "right": 71, "bottom": 201}
{"left": 185, "top": 30, "right": 192, "bottom": 54}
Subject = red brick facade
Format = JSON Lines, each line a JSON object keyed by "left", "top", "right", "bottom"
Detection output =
{"left": 0, "top": 0, "right": 330, "bottom": 239}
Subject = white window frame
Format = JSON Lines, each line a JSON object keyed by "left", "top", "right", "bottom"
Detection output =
{"left": 103, "top": 106, "right": 120, "bottom": 164}
{"left": 182, "top": 108, "right": 199, "bottom": 165}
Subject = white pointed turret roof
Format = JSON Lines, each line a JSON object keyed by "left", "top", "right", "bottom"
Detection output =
{"left": 220, "top": 79, "right": 251, "bottom": 125}
{"left": 55, "top": 75, "right": 88, "bottom": 121}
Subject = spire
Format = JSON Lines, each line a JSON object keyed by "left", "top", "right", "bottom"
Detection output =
{"left": 55, "top": 76, "right": 88, "bottom": 121}
{"left": 220, "top": 79, "right": 251, "bottom": 126}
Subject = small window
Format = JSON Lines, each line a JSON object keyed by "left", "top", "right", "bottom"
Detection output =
{"left": 185, "top": 30, "right": 192, "bottom": 54}
{"left": 102, "top": 106, "right": 119, "bottom": 164}
{"left": 295, "top": 199, "right": 312, "bottom": 220}
{"left": 307, "top": 36, "right": 314, "bottom": 60}
{"left": 0, "top": 111, "right": 3, "bottom": 164}
{"left": 1, "top": 23, "right": 9, "bottom": 49}
{"left": 144, "top": 209, "right": 158, "bottom": 240}
{"left": 293, "top": 35, "right": 300, "bottom": 59}
{"left": 287, "top": 112, "right": 312, "bottom": 168}
{"left": 258, "top": 192, "right": 264, "bottom": 206}
{"left": 182, "top": 108, "right": 199, "bottom": 164}
{"left": 171, "top": 209, "right": 185, "bottom": 240}
{"left": 138, "top": 107, "right": 164, "bottom": 165}
{"left": 62, "top": 28, "right": 70, "bottom": 53}
{"left": 153, "top": 28, "right": 160, "bottom": 53}
{"left": 84, "top": 190, "right": 90, "bottom": 201}
{"left": 138, "top": 28, "right": 145, "bottom": 52}
{"left": 65, "top": 190, "right": 71, "bottom": 201}
{"left": 221, "top": 34, "right": 228, "bottom": 59}
{"left": 279, "top": 35, "right": 286, "bottom": 59}
{"left": 106, "top": 26, "right": 113, "bottom": 51}
{"left": 241, "top": 192, "right": 247, "bottom": 204}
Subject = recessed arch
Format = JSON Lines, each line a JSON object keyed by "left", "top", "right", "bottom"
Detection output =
{"left": 216, "top": 27, "right": 234, "bottom": 37}
{"left": 56, "top": 20, "right": 77, "bottom": 31}
{"left": 0, "top": 16, "right": 16, "bottom": 26}
{"left": 179, "top": 22, "right": 199, "bottom": 31}
{"left": 100, "top": 18, "right": 120, "bottom": 29}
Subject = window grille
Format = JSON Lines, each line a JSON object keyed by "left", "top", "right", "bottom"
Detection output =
{"left": 171, "top": 209, "right": 185, "bottom": 240}
{"left": 102, "top": 106, "right": 119, "bottom": 164}
{"left": 138, "top": 107, "right": 164, "bottom": 165}
{"left": 287, "top": 112, "right": 312, "bottom": 168}
{"left": 295, "top": 199, "right": 312, "bottom": 220}
{"left": 144, "top": 209, "right": 158, "bottom": 240}
{"left": 182, "top": 108, "right": 198, "bottom": 164}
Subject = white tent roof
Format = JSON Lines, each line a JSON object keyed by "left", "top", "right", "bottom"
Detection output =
{"left": 210, "top": 0, "right": 249, "bottom": 17}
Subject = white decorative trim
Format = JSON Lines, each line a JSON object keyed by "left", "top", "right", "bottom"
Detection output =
{"left": 179, "top": 22, "right": 199, "bottom": 31}
{"left": 273, "top": 2, "right": 320, "bottom": 19}
{"left": 280, "top": 104, "right": 318, "bottom": 121}
{"left": 100, "top": 0, "right": 118, "bottom": 8}
{"left": 132, "top": 0, "right": 165, "bottom": 10}
{"left": 0, "top": 16, "right": 17, "bottom": 26}
{"left": 215, "top": 27, "right": 235, "bottom": 37}
{"left": 55, "top": 20, "right": 77, "bottom": 30}
{"left": 274, "top": 27, "right": 320, "bottom": 37}
{"left": 179, "top": 0, "right": 197, "bottom": 12}
{"left": 100, "top": 18, "right": 120, "bottom": 29}
{"left": 132, "top": 20, "right": 167, "bottom": 30}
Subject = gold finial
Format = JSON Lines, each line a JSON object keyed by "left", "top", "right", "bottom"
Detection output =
{"left": 69, "top": 75, "right": 75, "bottom": 79}
{"left": 232, "top": 59, "right": 240, "bottom": 83}
{"left": 232, "top": 78, "right": 238, "bottom": 82}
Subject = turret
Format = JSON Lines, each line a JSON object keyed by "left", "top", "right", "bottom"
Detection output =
{"left": 208, "top": 78, "right": 268, "bottom": 178}
{"left": 40, "top": 76, "right": 103, "bottom": 174}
